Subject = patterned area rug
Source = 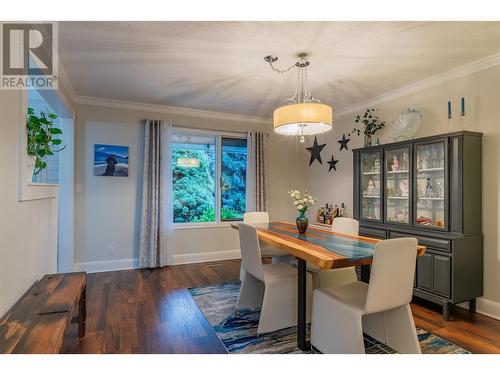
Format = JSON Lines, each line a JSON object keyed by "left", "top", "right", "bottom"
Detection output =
{"left": 188, "top": 281, "right": 469, "bottom": 354}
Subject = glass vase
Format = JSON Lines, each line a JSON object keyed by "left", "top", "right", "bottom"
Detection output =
{"left": 296, "top": 211, "right": 309, "bottom": 234}
{"left": 364, "top": 134, "right": 372, "bottom": 147}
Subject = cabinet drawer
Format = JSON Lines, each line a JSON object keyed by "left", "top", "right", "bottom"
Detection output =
{"left": 389, "top": 231, "right": 451, "bottom": 252}
{"left": 359, "top": 227, "right": 386, "bottom": 239}
{"left": 416, "top": 250, "right": 451, "bottom": 298}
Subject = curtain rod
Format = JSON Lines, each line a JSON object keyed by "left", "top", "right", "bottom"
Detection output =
{"left": 144, "top": 120, "right": 269, "bottom": 137}
{"left": 172, "top": 124, "right": 269, "bottom": 137}
{"left": 172, "top": 124, "right": 247, "bottom": 135}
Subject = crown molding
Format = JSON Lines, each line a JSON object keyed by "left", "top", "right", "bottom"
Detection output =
{"left": 72, "top": 95, "right": 271, "bottom": 125}
{"left": 57, "top": 62, "right": 77, "bottom": 100}
{"left": 335, "top": 52, "right": 500, "bottom": 118}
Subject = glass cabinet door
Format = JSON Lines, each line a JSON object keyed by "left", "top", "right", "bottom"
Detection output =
{"left": 360, "top": 150, "right": 382, "bottom": 221}
{"left": 385, "top": 146, "right": 411, "bottom": 224}
{"left": 415, "top": 141, "right": 447, "bottom": 229}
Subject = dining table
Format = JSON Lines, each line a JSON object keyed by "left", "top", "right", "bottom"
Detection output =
{"left": 231, "top": 221, "right": 426, "bottom": 351}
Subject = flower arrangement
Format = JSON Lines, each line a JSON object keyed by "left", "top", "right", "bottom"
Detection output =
{"left": 352, "top": 108, "right": 386, "bottom": 136}
{"left": 288, "top": 190, "right": 317, "bottom": 215}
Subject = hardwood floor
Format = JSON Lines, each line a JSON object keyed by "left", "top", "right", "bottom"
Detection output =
{"left": 61, "top": 259, "right": 500, "bottom": 354}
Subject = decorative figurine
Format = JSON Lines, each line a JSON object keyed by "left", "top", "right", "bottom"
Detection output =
{"left": 402, "top": 151, "right": 409, "bottom": 170}
{"left": 366, "top": 178, "right": 376, "bottom": 196}
{"left": 436, "top": 219, "right": 445, "bottom": 228}
{"left": 391, "top": 156, "right": 399, "bottom": 171}
{"left": 399, "top": 181, "right": 409, "bottom": 197}
{"left": 424, "top": 178, "right": 435, "bottom": 198}
{"left": 437, "top": 182, "right": 443, "bottom": 198}
{"left": 417, "top": 216, "right": 433, "bottom": 225}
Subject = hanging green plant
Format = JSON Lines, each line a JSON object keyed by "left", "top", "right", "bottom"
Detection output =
{"left": 352, "top": 108, "right": 386, "bottom": 136}
{"left": 26, "top": 107, "right": 65, "bottom": 175}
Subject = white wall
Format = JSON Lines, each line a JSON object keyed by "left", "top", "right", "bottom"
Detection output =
{"left": 0, "top": 91, "right": 57, "bottom": 317}
{"left": 73, "top": 102, "right": 307, "bottom": 271}
{"left": 306, "top": 64, "right": 500, "bottom": 318}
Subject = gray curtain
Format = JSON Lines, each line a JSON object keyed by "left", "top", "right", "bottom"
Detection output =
{"left": 139, "top": 119, "right": 167, "bottom": 268}
{"left": 246, "top": 131, "right": 269, "bottom": 212}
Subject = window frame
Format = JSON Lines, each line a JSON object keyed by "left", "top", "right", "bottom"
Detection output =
{"left": 171, "top": 127, "right": 247, "bottom": 228}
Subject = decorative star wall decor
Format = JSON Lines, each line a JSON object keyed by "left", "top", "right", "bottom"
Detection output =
{"left": 306, "top": 136, "right": 326, "bottom": 166}
{"left": 338, "top": 133, "right": 351, "bottom": 151}
{"left": 327, "top": 155, "right": 339, "bottom": 172}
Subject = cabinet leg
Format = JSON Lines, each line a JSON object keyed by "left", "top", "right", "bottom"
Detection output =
{"left": 469, "top": 299, "right": 476, "bottom": 313}
{"left": 442, "top": 301, "right": 450, "bottom": 321}
{"left": 360, "top": 265, "right": 371, "bottom": 283}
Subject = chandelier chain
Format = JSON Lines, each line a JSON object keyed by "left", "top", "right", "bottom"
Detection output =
{"left": 266, "top": 59, "right": 296, "bottom": 74}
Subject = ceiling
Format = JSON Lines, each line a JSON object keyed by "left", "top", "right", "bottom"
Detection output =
{"left": 59, "top": 22, "right": 500, "bottom": 117}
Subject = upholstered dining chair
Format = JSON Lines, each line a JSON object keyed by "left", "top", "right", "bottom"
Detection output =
{"left": 236, "top": 223, "right": 313, "bottom": 335}
{"left": 311, "top": 237, "right": 421, "bottom": 354}
{"left": 292, "top": 217, "right": 360, "bottom": 289}
{"left": 239, "top": 212, "right": 290, "bottom": 281}
{"left": 243, "top": 212, "right": 289, "bottom": 259}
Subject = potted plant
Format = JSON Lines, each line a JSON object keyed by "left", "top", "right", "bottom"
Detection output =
{"left": 352, "top": 108, "right": 386, "bottom": 147}
{"left": 26, "top": 107, "right": 65, "bottom": 176}
{"left": 288, "top": 190, "right": 317, "bottom": 234}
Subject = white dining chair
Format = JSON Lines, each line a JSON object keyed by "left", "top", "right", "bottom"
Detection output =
{"left": 239, "top": 212, "right": 290, "bottom": 281}
{"left": 243, "top": 212, "right": 289, "bottom": 259}
{"left": 236, "top": 223, "right": 313, "bottom": 335}
{"left": 311, "top": 237, "right": 421, "bottom": 354}
{"left": 292, "top": 217, "right": 360, "bottom": 288}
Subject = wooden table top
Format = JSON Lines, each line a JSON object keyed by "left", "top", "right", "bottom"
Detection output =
{"left": 231, "top": 221, "right": 426, "bottom": 270}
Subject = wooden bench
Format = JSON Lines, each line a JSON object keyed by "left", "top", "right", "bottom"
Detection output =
{"left": 0, "top": 272, "right": 87, "bottom": 353}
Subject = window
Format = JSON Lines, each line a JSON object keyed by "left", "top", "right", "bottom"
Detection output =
{"left": 221, "top": 137, "right": 247, "bottom": 221}
{"left": 171, "top": 131, "right": 247, "bottom": 224}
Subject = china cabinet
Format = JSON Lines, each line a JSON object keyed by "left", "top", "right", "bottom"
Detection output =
{"left": 353, "top": 131, "right": 483, "bottom": 320}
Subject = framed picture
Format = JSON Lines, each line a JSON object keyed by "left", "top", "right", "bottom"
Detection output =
{"left": 94, "top": 144, "right": 129, "bottom": 177}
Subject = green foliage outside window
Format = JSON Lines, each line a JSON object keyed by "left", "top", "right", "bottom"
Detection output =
{"left": 173, "top": 148, "right": 215, "bottom": 223}
{"left": 221, "top": 146, "right": 246, "bottom": 220}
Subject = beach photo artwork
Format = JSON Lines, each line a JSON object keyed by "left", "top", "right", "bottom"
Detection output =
{"left": 94, "top": 144, "right": 129, "bottom": 177}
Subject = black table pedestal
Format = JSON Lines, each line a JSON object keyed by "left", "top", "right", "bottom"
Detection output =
{"left": 297, "top": 258, "right": 310, "bottom": 351}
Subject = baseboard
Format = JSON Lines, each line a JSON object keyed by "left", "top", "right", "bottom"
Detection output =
{"left": 457, "top": 297, "right": 500, "bottom": 321}
{"left": 74, "top": 258, "right": 139, "bottom": 273}
{"left": 476, "top": 298, "right": 500, "bottom": 320}
{"left": 172, "top": 249, "right": 241, "bottom": 265}
{"left": 74, "top": 251, "right": 241, "bottom": 272}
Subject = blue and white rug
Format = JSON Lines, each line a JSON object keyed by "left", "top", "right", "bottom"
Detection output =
{"left": 188, "top": 281, "right": 469, "bottom": 354}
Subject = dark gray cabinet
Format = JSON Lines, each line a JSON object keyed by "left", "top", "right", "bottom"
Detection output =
{"left": 353, "top": 131, "right": 483, "bottom": 320}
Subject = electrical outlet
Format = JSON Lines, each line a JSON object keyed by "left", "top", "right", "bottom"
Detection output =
{"left": 106, "top": 246, "right": 115, "bottom": 255}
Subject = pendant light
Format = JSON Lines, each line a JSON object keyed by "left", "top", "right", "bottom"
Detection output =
{"left": 265, "top": 53, "right": 333, "bottom": 142}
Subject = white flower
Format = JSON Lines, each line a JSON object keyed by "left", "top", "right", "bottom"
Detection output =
{"left": 297, "top": 205, "right": 304, "bottom": 210}
{"left": 293, "top": 201, "right": 299, "bottom": 205}
{"left": 290, "top": 192, "right": 295, "bottom": 197}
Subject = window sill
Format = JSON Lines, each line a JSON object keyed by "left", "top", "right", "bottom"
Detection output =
{"left": 173, "top": 222, "right": 241, "bottom": 230}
